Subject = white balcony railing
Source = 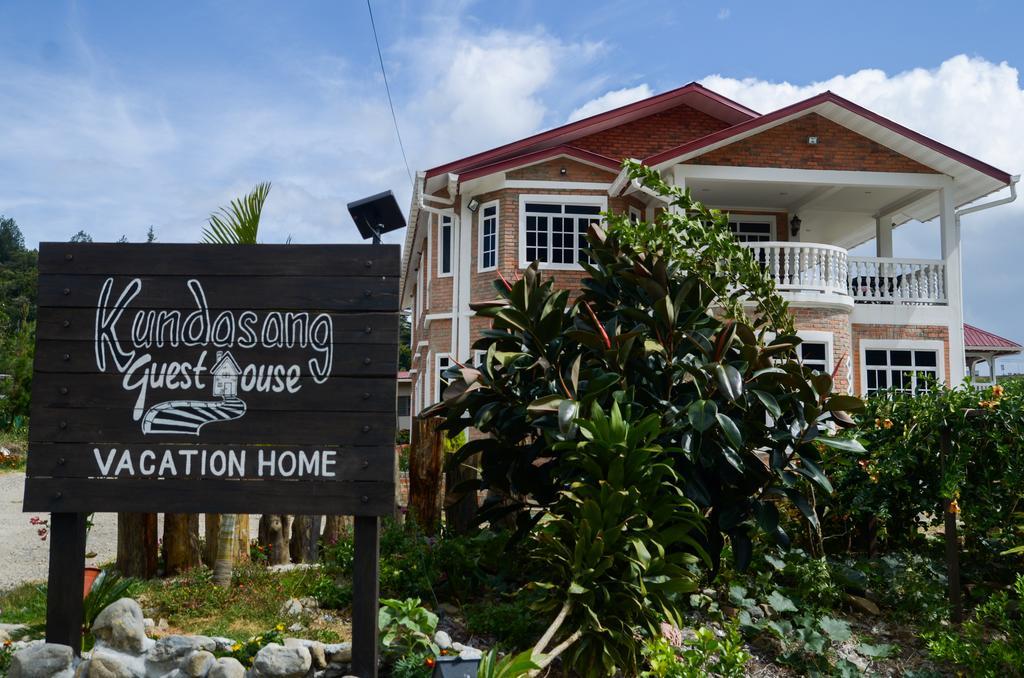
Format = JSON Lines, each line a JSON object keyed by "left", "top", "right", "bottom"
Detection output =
{"left": 742, "top": 242, "right": 948, "bottom": 306}
{"left": 742, "top": 242, "right": 850, "bottom": 296}
{"left": 847, "top": 256, "right": 946, "bottom": 304}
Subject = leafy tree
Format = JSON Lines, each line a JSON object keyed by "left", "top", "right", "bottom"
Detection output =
{"left": 430, "top": 161, "right": 858, "bottom": 564}
{"left": 145, "top": 225, "right": 157, "bottom": 243}
{"left": 399, "top": 312, "right": 412, "bottom": 371}
{"left": 0, "top": 216, "right": 38, "bottom": 429}
{"left": 70, "top": 230, "right": 93, "bottom": 243}
{"left": 202, "top": 182, "right": 271, "bottom": 244}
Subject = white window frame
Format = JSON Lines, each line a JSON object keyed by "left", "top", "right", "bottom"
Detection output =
{"left": 727, "top": 214, "right": 776, "bottom": 242}
{"left": 435, "top": 353, "right": 452, "bottom": 404}
{"left": 795, "top": 330, "right": 833, "bottom": 375}
{"left": 478, "top": 200, "right": 499, "bottom": 272}
{"left": 438, "top": 215, "right": 453, "bottom": 277}
{"left": 518, "top": 194, "right": 607, "bottom": 270}
{"left": 859, "top": 339, "right": 945, "bottom": 396}
{"left": 629, "top": 206, "right": 642, "bottom": 223}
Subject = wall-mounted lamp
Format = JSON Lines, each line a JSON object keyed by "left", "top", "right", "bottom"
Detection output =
{"left": 559, "top": 166, "right": 567, "bottom": 175}
{"left": 807, "top": 136, "right": 819, "bottom": 145}
{"left": 467, "top": 198, "right": 480, "bottom": 212}
{"left": 790, "top": 214, "right": 802, "bottom": 237}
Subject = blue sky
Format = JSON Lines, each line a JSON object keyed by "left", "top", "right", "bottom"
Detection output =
{"left": 2, "top": 1, "right": 1024, "bottom": 364}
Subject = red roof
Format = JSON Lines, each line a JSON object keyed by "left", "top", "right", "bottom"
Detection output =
{"left": 964, "top": 324, "right": 1022, "bottom": 351}
{"left": 644, "top": 91, "right": 1013, "bottom": 185}
{"left": 424, "top": 82, "right": 758, "bottom": 180}
{"left": 397, "top": 370, "right": 411, "bottom": 381}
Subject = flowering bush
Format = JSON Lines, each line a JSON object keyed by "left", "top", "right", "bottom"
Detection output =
{"left": 824, "top": 380, "right": 1024, "bottom": 554}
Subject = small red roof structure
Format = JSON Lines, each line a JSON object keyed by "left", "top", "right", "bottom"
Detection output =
{"left": 397, "top": 370, "right": 411, "bottom": 381}
{"left": 964, "top": 324, "right": 1022, "bottom": 352}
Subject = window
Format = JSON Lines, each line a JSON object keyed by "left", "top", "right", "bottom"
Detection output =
{"left": 728, "top": 215, "right": 775, "bottom": 243}
{"left": 397, "top": 395, "right": 411, "bottom": 417}
{"left": 862, "top": 342, "right": 942, "bottom": 395}
{"left": 629, "top": 206, "right": 642, "bottom": 223}
{"left": 479, "top": 201, "right": 498, "bottom": 271}
{"left": 436, "top": 354, "right": 452, "bottom": 403}
{"left": 797, "top": 341, "right": 829, "bottom": 373}
{"left": 438, "top": 215, "right": 453, "bottom": 276}
{"left": 520, "top": 195, "right": 606, "bottom": 268}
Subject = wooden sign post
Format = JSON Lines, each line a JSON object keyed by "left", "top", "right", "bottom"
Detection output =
{"left": 23, "top": 243, "right": 400, "bottom": 677}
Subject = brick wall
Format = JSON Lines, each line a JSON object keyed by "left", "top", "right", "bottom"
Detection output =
{"left": 690, "top": 114, "right": 939, "bottom": 173}
{"left": 573, "top": 104, "right": 731, "bottom": 160}
{"left": 791, "top": 307, "right": 852, "bottom": 393}
{"left": 850, "top": 323, "right": 952, "bottom": 394}
{"left": 506, "top": 158, "right": 617, "bottom": 182}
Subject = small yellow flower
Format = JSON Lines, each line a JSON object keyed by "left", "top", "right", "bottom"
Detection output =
{"left": 275, "top": 623, "right": 285, "bottom": 632}
{"left": 231, "top": 643, "right": 241, "bottom": 652}
{"left": 992, "top": 384, "right": 1005, "bottom": 398}
{"left": 882, "top": 418, "right": 893, "bottom": 429}
{"left": 949, "top": 499, "right": 960, "bottom": 514}
{"left": 874, "top": 418, "right": 882, "bottom": 429}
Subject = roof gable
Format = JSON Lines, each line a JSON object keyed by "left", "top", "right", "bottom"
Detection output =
{"left": 425, "top": 82, "right": 757, "bottom": 180}
{"left": 573, "top": 104, "right": 732, "bottom": 161}
{"left": 688, "top": 113, "right": 938, "bottom": 174}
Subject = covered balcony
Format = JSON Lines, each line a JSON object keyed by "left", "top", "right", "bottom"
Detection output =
{"left": 742, "top": 241, "right": 947, "bottom": 307}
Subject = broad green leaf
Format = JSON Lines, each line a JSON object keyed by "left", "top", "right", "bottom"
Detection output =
{"left": 716, "top": 413, "right": 743, "bottom": 448}
{"left": 767, "top": 590, "right": 798, "bottom": 613}
{"left": 819, "top": 616, "right": 852, "bottom": 643}
{"left": 688, "top": 399, "right": 717, "bottom": 432}
{"left": 753, "top": 389, "right": 782, "bottom": 418}
{"left": 816, "top": 436, "right": 866, "bottom": 453}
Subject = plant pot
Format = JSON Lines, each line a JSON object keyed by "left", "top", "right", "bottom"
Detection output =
{"left": 432, "top": 655, "right": 481, "bottom": 678}
{"left": 83, "top": 566, "right": 102, "bottom": 599}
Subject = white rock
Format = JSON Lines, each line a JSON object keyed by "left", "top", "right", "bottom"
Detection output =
{"left": 458, "top": 646, "right": 483, "bottom": 661}
{"left": 92, "top": 599, "right": 153, "bottom": 656}
{"left": 182, "top": 650, "right": 215, "bottom": 677}
{"left": 208, "top": 657, "right": 245, "bottom": 678}
{"left": 323, "top": 642, "right": 352, "bottom": 663}
{"left": 249, "top": 643, "right": 312, "bottom": 678}
{"left": 284, "top": 638, "right": 326, "bottom": 669}
{"left": 433, "top": 630, "right": 452, "bottom": 649}
{"left": 9, "top": 642, "right": 75, "bottom": 678}
{"left": 142, "top": 619, "right": 155, "bottom": 631}
{"left": 210, "top": 637, "right": 237, "bottom": 652}
{"left": 287, "top": 623, "right": 303, "bottom": 633}
{"left": 279, "top": 598, "right": 303, "bottom": 616}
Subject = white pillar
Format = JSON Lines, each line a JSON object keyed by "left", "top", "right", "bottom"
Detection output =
{"left": 875, "top": 217, "right": 893, "bottom": 257}
{"left": 940, "top": 185, "right": 966, "bottom": 385}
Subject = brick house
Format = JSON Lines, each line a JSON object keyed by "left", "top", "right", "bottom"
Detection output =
{"left": 399, "top": 82, "right": 1018, "bottom": 412}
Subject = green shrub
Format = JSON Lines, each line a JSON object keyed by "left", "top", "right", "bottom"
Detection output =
{"left": 641, "top": 622, "right": 750, "bottom": 678}
{"left": 925, "top": 573, "right": 1024, "bottom": 675}
{"left": 464, "top": 597, "right": 546, "bottom": 650}
{"left": 826, "top": 381, "right": 1024, "bottom": 558}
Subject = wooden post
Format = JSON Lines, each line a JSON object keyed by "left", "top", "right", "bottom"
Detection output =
{"left": 408, "top": 417, "right": 444, "bottom": 535}
{"left": 940, "top": 428, "right": 963, "bottom": 624}
{"left": 46, "top": 512, "right": 87, "bottom": 653}
{"left": 258, "top": 514, "right": 291, "bottom": 565}
{"left": 352, "top": 515, "right": 380, "bottom": 678}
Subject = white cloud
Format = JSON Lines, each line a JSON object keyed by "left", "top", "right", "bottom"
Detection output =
{"left": 567, "top": 84, "right": 654, "bottom": 122}
{"left": 702, "top": 55, "right": 1024, "bottom": 346}
{"left": 400, "top": 23, "right": 603, "bottom": 165}
{"left": 717, "top": 8, "right": 731, "bottom": 20}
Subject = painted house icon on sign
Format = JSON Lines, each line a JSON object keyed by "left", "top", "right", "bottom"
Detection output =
{"left": 212, "top": 351, "right": 241, "bottom": 399}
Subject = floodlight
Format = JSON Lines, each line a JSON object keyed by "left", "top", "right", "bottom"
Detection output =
{"left": 347, "top": 190, "right": 406, "bottom": 244}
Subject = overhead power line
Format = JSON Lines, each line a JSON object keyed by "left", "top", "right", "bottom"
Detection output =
{"left": 366, "top": 0, "right": 413, "bottom": 188}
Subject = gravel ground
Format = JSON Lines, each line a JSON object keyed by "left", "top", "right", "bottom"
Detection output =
{"left": 0, "top": 471, "right": 259, "bottom": 591}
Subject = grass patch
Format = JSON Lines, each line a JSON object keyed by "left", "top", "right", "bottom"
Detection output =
{"left": 0, "top": 429, "right": 27, "bottom": 472}
{"left": 0, "top": 581, "right": 47, "bottom": 624}
{"left": 0, "top": 562, "right": 349, "bottom": 644}
{"left": 138, "top": 562, "right": 345, "bottom": 642}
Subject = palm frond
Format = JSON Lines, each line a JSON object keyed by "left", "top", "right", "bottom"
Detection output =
{"left": 202, "top": 181, "right": 271, "bottom": 244}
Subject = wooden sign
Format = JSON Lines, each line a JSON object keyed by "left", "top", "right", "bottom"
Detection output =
{"left": 24, "top": 242, "right": 399, "bottom": 676}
